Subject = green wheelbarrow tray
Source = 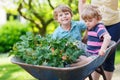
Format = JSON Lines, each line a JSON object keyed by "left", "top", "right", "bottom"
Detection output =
{"left": 11, "top": 41, "right": 117, "bottom": 80}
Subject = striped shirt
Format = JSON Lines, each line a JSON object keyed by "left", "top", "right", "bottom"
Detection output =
{"left": 87, "top": 23, "right": 108, "bottom": 55}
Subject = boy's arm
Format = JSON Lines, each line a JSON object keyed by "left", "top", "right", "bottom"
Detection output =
{"left": 99, "top": 33, "right": 111, "bottom": 56}
{"left": 82, "top": 30, "right": 88, "bottom": 44}
{"left": 78, "top": 0, "right": 86, "bottom": 19}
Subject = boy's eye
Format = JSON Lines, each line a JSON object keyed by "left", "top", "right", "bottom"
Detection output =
{"left": 59, "top": 14, "right": 63, "bottom": 17}
{"left": 65, "top": 12, "right": 69, "bottom": 15}
{"left": 84, "top": 20, "right": 87, "bottom": 22}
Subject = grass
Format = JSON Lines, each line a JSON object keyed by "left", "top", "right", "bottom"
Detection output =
{"left": 0, "top": 54, "right": 37, "bottom": 80}
{"left": 115, "top": 50, "right": 120, "bottom": 64}
{"left": 0, "top": 50, "right": 120, "bottom": 80}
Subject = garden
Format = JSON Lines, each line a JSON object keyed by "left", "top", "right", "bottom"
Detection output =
{"left": 0, "top": 0, "right": 120, "bottom": 80}
{"left": 0, "top": 50, "right": 120, "bottom": 80}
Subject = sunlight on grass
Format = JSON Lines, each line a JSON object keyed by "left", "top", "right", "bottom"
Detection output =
{"left": 10, "top": 71, "right": 36, "bottom": 80}
{"left": 115, "top": 50, "right": 120, "bottom": 64}
{"left": 0, "top": 54, "right": 37, "bottom": 80}
{"left": 0, "top": 54, "right": 10, "bottom": 64}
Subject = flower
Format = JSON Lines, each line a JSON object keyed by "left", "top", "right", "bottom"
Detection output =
{"left": 62, "top": 55, "right": 67, "bottom": 60}
{"left": 9, "top": 32, "right": 84, "bottom": 67}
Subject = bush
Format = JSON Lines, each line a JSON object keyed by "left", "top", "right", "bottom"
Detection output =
{"left": 9, "top": 32, "right": 84, "bottom": 67}
{"left": 117, "top": 45, "right": 120, "bottom": 51}
{"left": 0, "top": 21, "right": 31, "bottom": 53}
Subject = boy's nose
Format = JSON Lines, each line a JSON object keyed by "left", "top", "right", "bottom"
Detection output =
{"left": 86, "top": 22, "right": 89, "bottom": 26}
{"left": 63, "top": 14, "right": 66, "bottom": 17}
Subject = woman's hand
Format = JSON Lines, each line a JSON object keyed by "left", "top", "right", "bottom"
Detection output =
{"left": 78, "top": 0, "right": 87, "bottom": 19}
{"left": 79, "top": 0, "right": 86, "bottom": 4}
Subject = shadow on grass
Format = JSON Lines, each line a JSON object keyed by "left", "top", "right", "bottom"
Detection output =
{"left": 0, "top": 53, "right": 37, "bottom": 80}
{"left": 0, "top": 63, "right": 23, "bottom": 80}
{"left": 0, "top": 63, "right": 37, "bottom": 80}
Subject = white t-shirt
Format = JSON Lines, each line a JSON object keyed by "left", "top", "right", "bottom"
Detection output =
{"left": 91, "top": 0, "right": 120, "bottom": 26}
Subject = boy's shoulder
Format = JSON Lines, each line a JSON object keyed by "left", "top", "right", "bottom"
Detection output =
{"left": 54, "top": 26, "right": 61, "bottom": 32}
{"left": 96, "top": 23, "right": 106, "bottom": 29}
{"left": 71, "top": 20, "right": 85, "bottom": 24}
{"left": 71, "top": 20, "right": 86, "bottom": 29}
{"left": 71, "top": 20, "right": 85, "bottom": 26}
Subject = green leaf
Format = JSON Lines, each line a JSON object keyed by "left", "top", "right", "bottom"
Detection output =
{"left": 10, "top": 32, "right": 84, "bottom": 67}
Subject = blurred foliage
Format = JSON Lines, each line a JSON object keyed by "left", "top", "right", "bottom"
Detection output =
{"left": 117, "top": 45, "right": 120, "bottom": 50}
{"left": 13, "top": 0, "right": 90, "bottom": 36}
{"left": 0, "top": 21, "right": 31, "bottom": 53}
{"left": 3, "top": 0, "right": 119, "bottom": 36}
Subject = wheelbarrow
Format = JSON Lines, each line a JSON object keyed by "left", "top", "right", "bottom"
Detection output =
{"left": 11, "top": 40, "right": 118, "bottom": 80}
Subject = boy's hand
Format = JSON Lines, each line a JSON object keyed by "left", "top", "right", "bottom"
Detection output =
{"left": 99, "top": 49, "right": 106, "bottom": 56}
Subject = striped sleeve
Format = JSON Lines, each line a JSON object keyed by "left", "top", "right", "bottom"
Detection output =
{"left": 97, "top": 24, "right": 107, "bottom": 40}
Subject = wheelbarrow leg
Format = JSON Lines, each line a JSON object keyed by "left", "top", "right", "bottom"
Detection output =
{"left": 95, "top": 66, "right": 107, "bottom": 80}
{"left": 88, "top": 74, "right": 93, "bottom": 80}
{"left": 99, "top": 66, "right": 107, "bottom": 80}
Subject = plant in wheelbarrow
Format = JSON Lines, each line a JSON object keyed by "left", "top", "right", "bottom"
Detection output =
{"left": 9, "top": 32, "right": 84, "bottom": 68}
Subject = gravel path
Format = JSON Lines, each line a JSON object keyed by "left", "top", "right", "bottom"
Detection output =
{"left": 111, "top": 64, "right": 120, "bottom": 80}
{"left": 86, "top": 64, "right": 120, "bottom": 80}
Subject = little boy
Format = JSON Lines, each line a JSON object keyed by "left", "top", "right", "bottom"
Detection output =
{"left": 71, "top": 4, "right": 111, "bottom": 66}
{"left": 52, "top": 4, "right": 86, "bottom": 41}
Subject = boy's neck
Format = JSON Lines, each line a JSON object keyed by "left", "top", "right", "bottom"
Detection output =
{"left": 61, "top": 23, "right": 71, "bottom": 31}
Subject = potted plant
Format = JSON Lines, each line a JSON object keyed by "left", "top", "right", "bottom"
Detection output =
{"left": 10, "top": 32, "right": 84, "bottom": 67}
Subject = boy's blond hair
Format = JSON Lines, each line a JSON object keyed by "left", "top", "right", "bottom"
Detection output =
{"left": 53, "top": 4, "right": 73, "bottom": 20}
{"left": 81, "top": 4, "right": 102, "bottom": 21}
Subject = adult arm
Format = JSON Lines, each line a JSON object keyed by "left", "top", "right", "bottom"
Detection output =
{"left": 82, "top": 30, "right": 88, "bottom": 44}
{"left": 78, "top": 0, "right": 86, "bottom": 19}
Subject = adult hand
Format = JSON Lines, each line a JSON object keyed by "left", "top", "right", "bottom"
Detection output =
{"left": 79, "top": 0, "right": 86, "bottom": 4}
{"left": 78, "top": 0, "right": 87, "bottom": 19}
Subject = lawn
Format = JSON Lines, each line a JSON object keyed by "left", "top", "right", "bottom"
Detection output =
{"left": 115, "top": 50, "right": 120, "bottom": 64}
{"left": 0, "top": 50, "right": 120, "bottom": 80}
{"left": 0, "top": 54, "right": 37, "bottom": 80}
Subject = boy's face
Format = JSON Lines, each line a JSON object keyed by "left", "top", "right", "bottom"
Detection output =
{"left": 57, "top": 11, "right": 72, "bottom": 25}
{"left": 84, "top": 18, "right": 98, "bottom": 30}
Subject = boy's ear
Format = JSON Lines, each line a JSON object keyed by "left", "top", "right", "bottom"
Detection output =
{"left": 97, "top": 15, "right": 102, "bottom": 21}
{"left": 56, "top": 20, "right": 60, "bottom": 23}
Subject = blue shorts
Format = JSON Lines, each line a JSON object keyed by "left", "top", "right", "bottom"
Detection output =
{"left": 82, "top": 52, "right": 98, "bottom": 59}
{"left": 75, "top": 41, "right": 98, "bottom": 59}
{"left": 103, "top": 22, "right": 120, "bottom": 72}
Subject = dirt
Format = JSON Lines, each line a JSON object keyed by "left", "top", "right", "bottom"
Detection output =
{"left": 111, "top": 64, "right": 120, "bottom": 80}
{"left": 86, "top": 64, "right": 120, "bottom": 80}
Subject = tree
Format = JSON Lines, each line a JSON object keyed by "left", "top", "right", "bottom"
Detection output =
{"left": 15, "top": 0, "right": 90, "bottom": 36}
